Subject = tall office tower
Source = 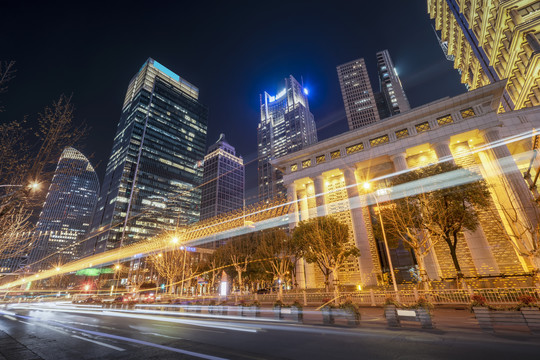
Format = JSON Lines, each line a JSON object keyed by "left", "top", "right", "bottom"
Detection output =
{"left": 200, "top": 134, "right": 244, "bottom": 221}
{"left": 376, "top": 50, "right": 410, "bottom": 117}
{"left": 258, "top": 75, "right": 317, "bottom": 202}
{"left": 29, "top": 147, "right": 99, "bottom": 270}
{"left": 337, "top": 58, "right": 380, "bottom": 130}
{"left": 86, "top": 58, "right": 208, "bottom": 255}
{"left": 428, "top": 0, "right": 540, "bottom": 110}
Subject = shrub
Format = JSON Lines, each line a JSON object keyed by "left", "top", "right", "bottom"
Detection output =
{"left": 339, "top": 300, "right": 361, "bottom": 319}
{"left": 470, "top": 294, "right": 487, "bottom": 307}
{"left": 274, "top": 299, "right": 284, "bottom": 307}
{"left": 517, "top": 294, "right": 537, "bottom": 308}
{"left": 251, "top": 300, "right": 261, "bottom": 307}
{"left": 384, "top": 296, "right": 400, "bottom": 307}
{"left": 414, "top": 297, "right": 433, "bottom": 310}
{"left": 291, "top": 299, "right": 303, "bottom": 309}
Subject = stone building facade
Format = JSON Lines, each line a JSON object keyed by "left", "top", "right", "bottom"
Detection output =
{"left": 273, "top": 81, "right": 540, "bottom": 288}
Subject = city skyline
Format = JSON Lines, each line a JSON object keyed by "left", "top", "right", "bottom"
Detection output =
{"left": 0, "top": 1, "right": 466, "bottom": 204}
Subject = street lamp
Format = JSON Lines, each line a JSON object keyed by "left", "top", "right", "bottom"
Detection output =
{"left": 363, "top": 182, "right": 400, "bottom": 300}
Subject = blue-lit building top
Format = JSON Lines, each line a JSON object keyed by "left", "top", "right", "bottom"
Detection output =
{"left": 28, "top": 147, "right": 100, "bottom": 270}
{"left": 85, "top": 58, "right": 208, "bottom": 254}
{"left": 257, "top": 75, "right": 317, "bottom": 202}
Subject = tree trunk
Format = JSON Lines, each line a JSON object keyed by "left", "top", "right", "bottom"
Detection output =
{"left": 324, "top": 271, "right": 330, "bottom": 293}
{"left": 444, "top": 232, "right": 463, "bottom": 278}
{"left": 237, "top": 270, "right": 243, "bottom": 293}
{"left": 415, "top": 253, "right": 430, "bottom": 291}
{"left": 278, "top": 276, "right": 283, "bottom": 301}
{"left": 332, "top": 268, "right": 340, "bottom": 301}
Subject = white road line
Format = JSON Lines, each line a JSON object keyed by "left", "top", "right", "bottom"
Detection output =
{"left": 18, "top": 320, "right": 34, "bottom": 325}
{"left": 3, "top": 315, "right": 17, "bottom": 321}
{"left": 71, "top": 335, "right": 125, "bottom": 351}
{"left": 140, "top": 332, "right": 184, "bottom": 340}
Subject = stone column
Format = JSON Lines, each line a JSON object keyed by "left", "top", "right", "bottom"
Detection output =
{"left": 480, "top": 127, "right": 537, "bottom": 227}
{"left": 297, "top": 189, "right": 315, "bottom": 288}
{"left": 287, "top": 182, "right": 305, "bottom": 289}
{"left": 342, "top": 166, "right": 377, "bottom": 286}
{"left": 298, "top": 189, "right": 310, "bottom": 222}
{"left": 313, "top": 175, "right": 327, "bottom": 217}
{"left": 432, "top": 140, "right": 500, "bottom": 276}
{"left": 286, "top": 182, "right": 299, "bottom": 230}
{"left": 390, "top": 153, "right": 442, "bottom": 280}
{"left": 432, "top": 141, "right": 455, "bottom": 165}
{"left": 390, "top": 152, "right": 408, "bottom": 172}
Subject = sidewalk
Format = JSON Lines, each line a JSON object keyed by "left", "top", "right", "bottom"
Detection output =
{"left": 0, "top": 329, "right": 42, "bottom": 360}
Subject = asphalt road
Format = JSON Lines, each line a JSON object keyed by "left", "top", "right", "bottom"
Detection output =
{"left": 0, "top": 303, "right": 538, "bottom": 360}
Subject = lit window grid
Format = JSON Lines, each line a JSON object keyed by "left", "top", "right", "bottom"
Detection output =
{"left": 330, "top": 150, "right": 341, "bottom": 159}
{"left": 346, "top": 143, "right": 364, "bottom": 154}
{"left": 395, "top": 128, "right": 409, "bottom": 139}
{"left": 460, "top": 107, "right": 476, "bottom": 119}
{"left": 369, "top": 135, "right": 390, "bottom": 147}
{"left": 302, "top": 159, "right": 311, "bottom": 168}
{"left": 291, "top": 164, "right": 298, "bottom": 172}
{"left": 415, "top": 121, "right": 430, "bottom": 133}
{"left": 316, "top": 155, "right": 326, "bottom": 164}
{"left": 436, "top": 114, "right": 454, "bottom": 126}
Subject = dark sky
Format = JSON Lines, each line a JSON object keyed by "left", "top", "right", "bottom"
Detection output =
{"left": 1, "top": 1, "right": 465, "bottom": 203}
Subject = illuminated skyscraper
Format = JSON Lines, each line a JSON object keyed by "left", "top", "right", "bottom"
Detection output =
{"left": 86, "top": 58, "right": 208, "bottom": 254}
{"left": 200, "top": 134, "right": 244, "bottom": 220}
{"left": 337, "top": 58, "right": 380, "bottom": 130}
{"left": 376, "top": 50, "right": 410, "bottom": 117}
{"left": 257, "top": 75, "right": 317, "bottom": 202}
{"left": 29, "top": 147, "right": 99, "bottom": 270}
{"left": 428, "top": 0, "right": 540, "bottom": 110}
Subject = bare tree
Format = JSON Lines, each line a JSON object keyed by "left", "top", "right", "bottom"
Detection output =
{"left": 292, "top": 216, "right": 359, "bottom": 298}
{"left": 149, "top": 249, "right": 184, "bottom": 294}
{"left": 390, "top": 162, "right": 491, "bottom": 282}
{"left": 218, "top": 234, "right": 257, "bottom": 293}
{"left": 0, "top": 61, "right": 16, "bottom": 108}
{"left": 0, "top": 94, "right": 86, "bottom": 265}
{"left": 378, "top": 191, "right": 439, "bottom": 290}
{"left": 256, "top": 229, "right": 294, "bottom": 300}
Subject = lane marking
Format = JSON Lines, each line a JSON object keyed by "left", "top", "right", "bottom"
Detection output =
{"left": 3, "top": 315, "right": 17, "bottom": 321}
{"left": 140, "top": 332, "right": 184, "bottom": 340}
{"left": 14, "top": 313, "right": 229, "bottom": 360}
{"left": 53, "top": 324, "right": 229, "bottom": 360}
{"left": 18, "top": 320, "right": 34, "bottom": 325}
{"left": 71, "top": 335, "right": 125, "bottom": 351}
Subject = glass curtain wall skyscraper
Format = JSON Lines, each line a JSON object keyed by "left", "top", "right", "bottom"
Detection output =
{"left": 376, "top": 50, "right": 410, "bottom": 117}
{"left": 200, "top": 134, "right": 244, "bottom": 221}
{"left": 257, "top": 75, "right": 317, "bottom": 202}
{"left": 337, "top": 58, "right": 381, "bottom": 130}
{"left": 86, "top": 58, "right": 208, "bottom": 254}
{"left": 29, "top": 147, "right": 99, "bottom": 270}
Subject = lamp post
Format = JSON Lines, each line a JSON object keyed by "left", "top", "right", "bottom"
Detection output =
{"left": 363, "top": 182, "right": 400, "bottom": 300}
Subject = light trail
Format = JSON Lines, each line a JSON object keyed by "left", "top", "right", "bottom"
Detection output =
{"left": 8, "top": 312, "right": 230, "bottom": 360}
{"left": 1, "top": 129, "right": 536, "bottom": 289}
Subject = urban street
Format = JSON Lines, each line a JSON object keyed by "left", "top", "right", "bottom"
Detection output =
{"left": 1, "top": 303, "right": 539, "bottom": 360}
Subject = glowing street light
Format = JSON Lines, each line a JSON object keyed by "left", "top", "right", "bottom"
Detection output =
{"left": 171, "top": 236, "right": 179, "bottom": 244}
{"left": 28, "top": 181, "right": 40, "bottom": 190}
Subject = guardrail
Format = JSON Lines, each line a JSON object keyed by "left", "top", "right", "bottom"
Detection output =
{"left": 239, "top": 287, "right": 540, "bottom": 306}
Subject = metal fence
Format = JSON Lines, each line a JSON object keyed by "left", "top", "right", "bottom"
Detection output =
{"left": 239, "top": 287, "right": 540, "bottom": 306}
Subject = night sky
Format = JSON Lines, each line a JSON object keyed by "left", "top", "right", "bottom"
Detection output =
{"left": 1, "top": 1, "right": 464, "bottom": 203}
